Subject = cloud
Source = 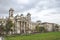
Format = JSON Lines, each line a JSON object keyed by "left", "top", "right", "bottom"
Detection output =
{"left": 0, "top": 0, "right": 60, "bottom": 24}
{"left": 20, "top": 0, "right": 60, "bottom": 24}
{"left": 15, "top": 0, "right": 30, "bottom": 5}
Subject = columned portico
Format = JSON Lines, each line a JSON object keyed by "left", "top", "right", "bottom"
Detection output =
{"left": 20, "top": 21, "right": 27, "bottom": 34}
{"left": 16, "top": 20, "right": 27, "bottom": 34}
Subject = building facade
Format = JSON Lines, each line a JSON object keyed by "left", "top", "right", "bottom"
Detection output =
{"left": 0, "top": 8, "right": 60, "bottom": 34}
{"left": 9, "top": 8, "right": 32, "bottom": 34}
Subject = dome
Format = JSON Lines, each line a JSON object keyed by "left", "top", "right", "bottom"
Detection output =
{"left": 20, "top": 14, "right": 23, "bottom": 16}
{"left": 27, "top": 13, "right": 31, "bottom": 16}
{"left": 9, "top": 8, "right": 14, "bottom": 11}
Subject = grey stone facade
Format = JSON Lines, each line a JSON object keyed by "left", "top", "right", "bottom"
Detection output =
{"left": 9, "top": 8, "right": 32, "bottom": 34}
{"left": 0, "top": 8, "right": 60, "bottom": 34}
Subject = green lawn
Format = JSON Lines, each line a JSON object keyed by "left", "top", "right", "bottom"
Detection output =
{"left": 5, "top": 32, "right": 60, "bottom": 40}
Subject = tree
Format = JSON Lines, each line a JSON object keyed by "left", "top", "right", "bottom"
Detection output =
{"left": 36, "top": 25, "right": 45, "bottom": 33}
{"left": 36, "top": 25, "right": 40, "bottom": 32}
{"left": 5, "top": 19, "right": 14, "bottom": 35}
{"left": 55, "top": 24, "right": 59, "bottom": 31}
{"left": 39, "top": 27, "right": 45, "bottom": 33}
{"left": 0, "top": 24, "right": 4, "bottom": 36}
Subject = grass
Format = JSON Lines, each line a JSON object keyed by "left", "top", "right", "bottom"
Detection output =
{"left": 5, "top": 32, "right": 60, "bottom": 40}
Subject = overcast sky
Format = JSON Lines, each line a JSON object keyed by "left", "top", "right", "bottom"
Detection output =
{"left": 0, "top": 0, "right": 60, "bottom": 24}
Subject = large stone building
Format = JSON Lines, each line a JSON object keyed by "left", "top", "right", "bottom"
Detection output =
{"left": 0, "top": 8, "right": 32, "bottom": 34}
{"left": 9, "top": 8, "right": 32, "bottom": 34}
{"left": 0, "top": 8, "right": 60, "bottom": 34}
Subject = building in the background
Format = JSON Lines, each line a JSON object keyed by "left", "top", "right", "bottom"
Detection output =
{"left": 38, "top": 22, "right": 60, "bottom": 32}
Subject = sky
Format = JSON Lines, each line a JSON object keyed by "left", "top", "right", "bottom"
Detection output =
{"left": 0, "top": 0, "right": 60, "bottom": 24}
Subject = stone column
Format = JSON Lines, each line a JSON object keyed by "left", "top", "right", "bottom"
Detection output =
{"left": 25, "top": 22, "right": 28, "bottom": 33}
{"left": 20, "top": 21, "right": 21, "bottom": 34}
{"left": 21, "top": 21, "right": 22, "bottom": 34}
{"left": 16, "top": 21, "right": 20, "bottom": 34}
{"left": 24, "top": 22, "right": 26, "bottom": 33}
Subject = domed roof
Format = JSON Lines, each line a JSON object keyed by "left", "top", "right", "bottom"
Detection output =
{"left": 9, "top": 8, "right": 14, "bottom": 11}
{"left": 20, "top": 14, "right": 23, "bottom": 16}
{"left": 27, "top": 13, "right": 31, "bottom": 16}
